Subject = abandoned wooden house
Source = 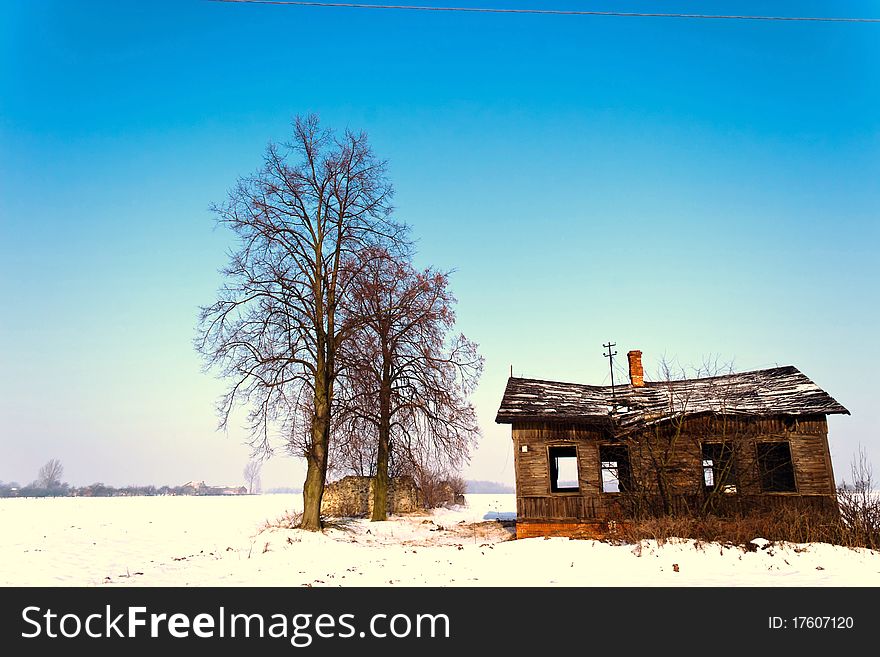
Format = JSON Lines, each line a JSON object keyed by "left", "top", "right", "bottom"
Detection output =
{"left": 495, "top": 350, "right": 850, "bottom": 539}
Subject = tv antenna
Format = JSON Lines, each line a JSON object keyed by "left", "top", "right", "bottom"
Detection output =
{"left": 603, "top": 341, "right": 617, "bottom": 406}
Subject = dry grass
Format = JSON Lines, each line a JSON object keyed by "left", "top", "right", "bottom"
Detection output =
{"left": 617, "top": 451, "right": 880, "bottom": 548}
{"left": 261, "top": 509, "right": 303, "bottom": 531}
{"left": 618, "top": 495, "right": 880, "bottom": 549}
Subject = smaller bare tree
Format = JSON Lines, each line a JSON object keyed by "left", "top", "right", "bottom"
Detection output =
{"left": 243, "top": 459, "right": 262, "bottom": 495}
{"left": 334, "top": 248, "right": 482, "bottom": 520}
{"left": 37, "top": 458, "right": 64, "bottom": 490}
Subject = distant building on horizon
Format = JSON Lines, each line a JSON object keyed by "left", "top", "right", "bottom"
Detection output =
{"left": 180, "top": 480, "right": 248, "bottom": 496}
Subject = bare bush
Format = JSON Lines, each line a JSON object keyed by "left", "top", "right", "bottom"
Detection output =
{"left": 619, "top": 491, "right": 880, "bottom": 549}
{"left": 411, "top": 466, "right": 466, "bottom": 509}
{"left": 837, "top": 446, "right": 880, "bottom": 550}
{"left": 445, "top": 473, "right": 467, "bottom": 503}
{"left": 261, "top": 509, "right": 303, "bottom": 531}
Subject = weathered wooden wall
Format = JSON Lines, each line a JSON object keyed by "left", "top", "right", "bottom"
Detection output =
{"left": 512, "top": 415, "right": 837, "bottom": 522}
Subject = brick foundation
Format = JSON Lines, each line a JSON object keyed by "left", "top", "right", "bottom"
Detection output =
{"left": 515, "top": 520, "right": 629, "bottom": 540}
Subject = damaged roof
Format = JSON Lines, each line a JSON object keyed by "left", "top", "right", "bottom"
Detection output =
{"left": 495, "top": 366, "right": 849, "bottom": 429}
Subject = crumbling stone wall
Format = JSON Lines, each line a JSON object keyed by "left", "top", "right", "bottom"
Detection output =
{"left": 320, "top": 475, "right": 422, "bottom": 517}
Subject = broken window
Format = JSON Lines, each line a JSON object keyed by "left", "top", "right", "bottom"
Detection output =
{"left": 549, "top": 446, "right": 579, "bottom": 493}
{"left": 600, "top": 445, "right": 632, "bottom": 493}
{"left": 757, "top": 442, "right": 797, "bottom": 492}
{"left": 702, "top": 443, "right": 737, "bottom": 493}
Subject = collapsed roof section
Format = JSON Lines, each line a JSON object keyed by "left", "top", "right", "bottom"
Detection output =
{"left": 495, "top": 366, "right": 849, "bottom": 431}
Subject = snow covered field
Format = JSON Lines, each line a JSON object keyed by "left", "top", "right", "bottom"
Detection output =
{"left": 2, "top": 494, "right": 879, "bottom": 587}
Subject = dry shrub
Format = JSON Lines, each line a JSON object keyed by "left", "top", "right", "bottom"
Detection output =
{"left": 836, "top": 447, "right": 880, "bottom": 550}
{"left": 443, "top": 474, "right": 467, "bottom": 504}
{"left": 261, "top": 510, "right": 303, "bottom": 530}
{"left": 837, "top": 489, "right": 880, "bottom": 550}
{"left": 620, "top": 450, "right": 880, "bottom": 549}
{"left": 412, "top": 467, "right": 467, "bottom": 509}
{"left": 619, "top": 504, "right": 876, "bottom": 549}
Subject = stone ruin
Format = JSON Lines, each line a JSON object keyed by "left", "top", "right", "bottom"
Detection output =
{"left": 321, "top": 474, "right": 467, "bottom": 518}
{"left": 320, "top": 475, "right": 423, "bottom": 518}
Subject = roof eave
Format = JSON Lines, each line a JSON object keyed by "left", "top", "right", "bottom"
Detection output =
{"left": 495, "top": 413, "right": 612, "bottom": 425}
{"left": 497, "top": 406, "right": 850, "bottom": 426}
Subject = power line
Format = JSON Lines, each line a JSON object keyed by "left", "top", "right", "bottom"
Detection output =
{"left": 208, "top": 0, "right": 880, "bottom": 23}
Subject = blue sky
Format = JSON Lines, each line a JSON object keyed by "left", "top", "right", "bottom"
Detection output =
{"left": 1, "top": 1, "right": 878, "bottom": 489}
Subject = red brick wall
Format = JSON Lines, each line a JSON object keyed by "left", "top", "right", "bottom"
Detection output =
{"left": 516, "top": 520, "right": 629, "bottom": 540}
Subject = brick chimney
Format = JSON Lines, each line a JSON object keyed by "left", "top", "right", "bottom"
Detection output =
{"left": 627, "top": 350, "right": 644, "bottom": 388}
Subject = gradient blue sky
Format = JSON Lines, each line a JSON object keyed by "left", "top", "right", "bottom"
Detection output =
{"left": 1, "top": 1, "right": 878, "bottom": 490}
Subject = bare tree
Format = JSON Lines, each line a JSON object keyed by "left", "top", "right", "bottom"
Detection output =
{"left": 643, "top": 359, "right": 735, "bottom": 515}
{"left": 196, "top": 115, "right": 406, "bottom": 530}
{"left": 621, "top": 358, "right": 763, "bottom": 518}
{"left": 334, "top": 248, "right": 482, "bottom": 520}
{"left": 617, "top": 357, "right": 813, "bottom": 519}
{"left": 243, "top": 459, "right": 262, "bottom": 495}
{"left": 37, "top": 458, "right": 64, "bottom": 490}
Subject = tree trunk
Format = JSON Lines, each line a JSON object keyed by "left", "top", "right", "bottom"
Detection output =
{"left": 301, "top": 450, "right": 325, "bottom": 530}
{"left": 371, "top": 362, "right": 392, "bottom": 521}
{"left": 301, "top": 380, "right": 330, "bottom": 531}
{"left": 371, "top": 430, "right": 390, "bottom": 521}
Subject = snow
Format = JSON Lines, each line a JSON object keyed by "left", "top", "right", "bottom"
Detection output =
{"left": 1, "top": 494, "right": 879, "bottom": 586}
